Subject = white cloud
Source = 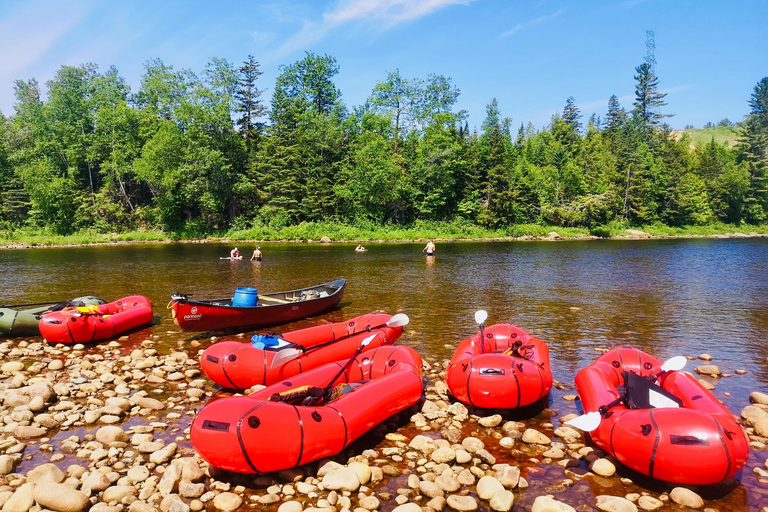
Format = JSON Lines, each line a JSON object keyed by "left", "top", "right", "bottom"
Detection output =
{"left": 500, "top": 6, "right": 567, "bottom": 38}
{"left": 326, "top": 0, "right": 478, "bottom": 25}
{"left": 270, "top": 0, "right": 479, "bottom": 61}
{"left": 0, "top": 1, "right": 89, "bottom": 77}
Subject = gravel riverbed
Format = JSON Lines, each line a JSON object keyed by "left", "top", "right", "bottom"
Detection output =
{"left": 1, "top": 336, "right": 767, "bottom": 512}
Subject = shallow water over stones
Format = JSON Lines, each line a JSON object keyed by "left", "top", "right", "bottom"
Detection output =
{"left": 1, "top": 238, "right": 768, "bottom": 511}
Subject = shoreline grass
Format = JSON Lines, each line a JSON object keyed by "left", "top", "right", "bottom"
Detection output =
{"left": 1, "top": 222, "right": 766, "bottom": 249}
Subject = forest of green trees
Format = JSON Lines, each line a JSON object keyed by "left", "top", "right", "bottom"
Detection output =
{"left": 0, "top": 52, "right": 766, "bottom": 237}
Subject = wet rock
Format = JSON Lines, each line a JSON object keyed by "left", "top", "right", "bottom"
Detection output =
{"left": 96, "top": 425, "right": 128, "bottom": 444}
{"left": 476, "top": 476, "right": 504, "bottom": 500}
{"left": 359, "top": 496, "right": 380, "bottom": 510}
{"left": 26, "top": 463, "right": 65, "bottom": 484}
{"left": 1, "top": 362, "right": 24, "bottom": 373}
{"left": 136, "top": 397, "right": 165, "bottom": 410}
{"left": 427, "top": 496, "right": 446, "bottom": 511}
{"left": 670, "top": 488, "right": 704, "bottom": 509}
{"left": 531, "top": 495, "right": 576, "bottom": 512}
{"left": 33, "top": 483, "right": 89, "bottom": 512}
{"left": 755, "top": 417, "right": 768, "bottom": 437}
{"left": 213, "top": 492, "right": 243, "bottom": 511}
{"left": 278, "top": 502, "right": 304, "bottom": 512}
{"left": 447, "top": 495, "right": 478, "bottom": 511}
{"left": 694, "top": 365, "right": 721, "bottom": 376}
{"left": 554, "top": 426, "right": 582, "bottom": 444}
{"left": 83, "top": 472, "right": 111, "bottom": 493}
{"left": 103, "top": 485, "right": 137, "bottom": 502}
{"left": 409, "top": 435, "right": 437, "bottom": 454}
{"left": 0, "top": 455, "right": 16, "bottom": 476}
{"left": 3, "top": 482, "right": 35, "bottom": 512}
{"left": 321, "top": 467, "right": 361, "bottom": 492}
{"left": 431, "top": 447, "right": 456, "bottom": 464}
{"left": 256, "top": 494, "right": 280, "bottom": 505}
{"left": 489, "top": 490, "right": 514, "bottom": 512}
{"left": 697, "top": 354, "right": 713, "bottom": 361}
{"left": 441, "top": 426, "right": 463, "bottom": 444}
{"left": 478, "top": 414, "right": 502, "bottom": 427}
{"left": 522, "top": 429, "right": 551, "bottom": 445}
{"left": 461, "top": 437, "right": 484, "bottom": 453}
{"left": 127, "top": 466, "right": 150, "bottom": 483}
{"left": 13, "top": 425, "right": 47, "bottom": 439}
{"left": 317, "top": 461, "right": 343, "bottom": 477}
{"left": 637, "top": 496, "right": 663, "bottom": 512}
{"left": 494, "top": 465, "right": 520, "bottom": 488}
{"left": 751, "top": 392, "right": 768, "bottom": 406}
{"left": 176, "top": 458, "right": 205, "bottom": 482}
{"left": 741, "top": 405, "right": 768, "bottom": 426}
{"left": 161, "top": 495, "right": 191, "bottom": 512}
{"left": 596, "top": 496, "right": 637, "bottom": 512}
{"left": 447, "top": 402, "right": 468, "bottom": 421}
{"left": 150, "top": 442, "right": 177, "bottom": 464}
{"left": 419, "top": 480, "right": 444, "bottom": 499}
{"left": 591, "top": 459, "right": 616, "bottom": 477}
{"left": 436, "top": 474, "right": 461, "bottom": 492}
{"left": 179, "top": 482, "right": 205, "bottom": 499}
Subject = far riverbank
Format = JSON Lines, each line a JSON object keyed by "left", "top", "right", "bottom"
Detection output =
{"left": 1, "top": 222, "right": 767, "bottom": 250}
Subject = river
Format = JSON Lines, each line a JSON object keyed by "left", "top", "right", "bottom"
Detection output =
{"left": 1, "top": 238, "right": 767, "bottom": 508}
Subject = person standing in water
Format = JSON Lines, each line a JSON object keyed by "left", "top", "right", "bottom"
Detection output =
{"left": 251, "top": 246, "right": 263, "bottom": 261}
{"left": 423, "top": 241, "right": 436, "bottom": 256}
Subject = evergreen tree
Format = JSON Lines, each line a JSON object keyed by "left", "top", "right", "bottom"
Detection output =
{"left": 632, "top": 62, "right": 672, "bottom": 127}
{"left": 562, "top": 96, "right": 582, "bottom": 132}
{"left": 605, "top": 95, "right": 627, "bottom": 131}
{"left": 738, "top": 78, "right": 768, "bottom": 222}
{"left": 235, "top": 55, "right": 267, "bottom": 152}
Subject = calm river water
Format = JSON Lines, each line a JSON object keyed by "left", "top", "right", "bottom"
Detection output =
{"left": 2, "top": 238, "right": 768, "bottom": 508}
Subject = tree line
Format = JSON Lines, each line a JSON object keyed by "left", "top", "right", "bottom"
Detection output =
{"left": 0, "top": 53, "right": 766, "bottom": 235}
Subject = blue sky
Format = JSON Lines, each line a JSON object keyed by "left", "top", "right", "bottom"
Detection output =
{"left": 1, "top": 0, "right": 766, "bottom": 130}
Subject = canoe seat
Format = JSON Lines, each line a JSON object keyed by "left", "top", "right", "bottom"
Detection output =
{"left": 258, "top": 296, "right": 295, "bottom": 304}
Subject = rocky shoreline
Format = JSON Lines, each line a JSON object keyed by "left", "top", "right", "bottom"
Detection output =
{"left": 1, "top": 337, "right": 767, "bottom": 512}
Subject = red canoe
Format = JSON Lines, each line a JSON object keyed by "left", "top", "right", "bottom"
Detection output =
{"left": 574, "top": 347, "right": 749, "bottom": 485}
{"left": 445, "top": 323, "right": 553, "bottom": 409}
{"left": 39, "top": 295, "right": 153, "bottom": 344}
{"left": 191, "top": 345, "right": 423, "bottom": 473}
{"left": 170, "top": 279, "right": 346, "bottom": 332}
{"left": 201, "top": 312, "right": 404, "bottom": 389}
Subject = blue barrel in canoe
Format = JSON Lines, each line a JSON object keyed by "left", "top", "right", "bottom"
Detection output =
{"left": 232, "top": 287, "right": 259, "bottom": 307}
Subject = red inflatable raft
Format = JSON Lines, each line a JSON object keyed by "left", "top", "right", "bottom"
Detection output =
{"left": 573, "top": 347, "right": 749, "bottom": 485}
{"left": 445, "top": 323, "right": 553, "bottom": 408}
{"left": 191, "top": 345, "right": 423, "bottom": 473}
{"left": 201, "top": 312, "right": 406, "bottom": 389}
{"left": 39, "top": 295, "right": 153, "bottom": 344}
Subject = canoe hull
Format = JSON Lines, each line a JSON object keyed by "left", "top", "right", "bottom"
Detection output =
{"left": 170, "top": 279, "right": 346, "bottom": 332}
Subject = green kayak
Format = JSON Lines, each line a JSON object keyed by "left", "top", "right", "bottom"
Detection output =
{"left": 0, "top": 296, "right": 106, "bottom": 337}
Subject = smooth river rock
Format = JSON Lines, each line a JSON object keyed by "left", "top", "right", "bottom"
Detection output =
{"left": 321, "top": 467, "right": 361, "bottom": 492}
{"left": 212, "top": 492, "right": 243, "bottom": 511}
{"left": 596, "top": 496, "right": 638, "bottom": 512}
{"left": 522, "top": 428, "right": 551, "bottom": 445}
{"left": 447, "top": 495, "right": 478, "bottom": 511}
{"left": 532, "top": 496, "right": 577, "bottom": 512}
{"left": 669, "top": 487, "right": 704, "bottom": 509}
{"left": 476, "top": 476, "right": 504, "bottom": 500}
{"left": 33, "top": 483, "right": 89, "bottom": 512}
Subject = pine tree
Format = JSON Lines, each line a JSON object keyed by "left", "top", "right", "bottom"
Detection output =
{"left": 605, "top": 95, "right": 627, "bottom": 131}
{"left": 632, "top": 62, "right": 672, "bottom": 127}
{"left": 236, "top": 55, "right": 266, "bottom": 152}
{"left": 738, "top": 77, "right": 768, "bottom": 222}
{"left": 562, "top": 96, "right": 582, "bottom": 132}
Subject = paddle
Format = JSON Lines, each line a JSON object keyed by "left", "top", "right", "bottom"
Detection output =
{"left": 564, "top": 355, "right": 688, "bottom": 432}
{"left": 474, "top": 309, "right": 488, "bottom": 354}
{"left": 322, "top": 334, "right": 377, "bottom": 394}
{"left": 268, "top": 313, "right": 410, "bottom": 369}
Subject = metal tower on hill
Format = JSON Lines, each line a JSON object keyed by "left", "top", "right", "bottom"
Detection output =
{"left": 645, "top": 30, "right": 656, "bottom": 75}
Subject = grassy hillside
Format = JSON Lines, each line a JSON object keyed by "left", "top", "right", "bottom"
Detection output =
{"left": 671, "top": 126, "right": 739, "bottom": 149}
